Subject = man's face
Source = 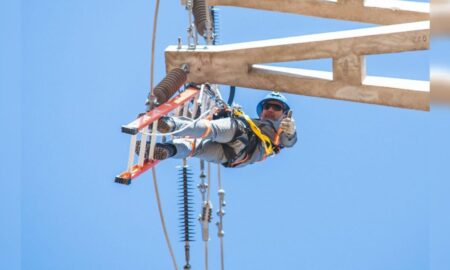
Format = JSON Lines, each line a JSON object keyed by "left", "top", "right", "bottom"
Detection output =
{"left": 260, "top": 101, "right": 285, "bottom": 121}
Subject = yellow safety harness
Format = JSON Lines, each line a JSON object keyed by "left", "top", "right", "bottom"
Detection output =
{"left": 232, "top": 108, "right": 276, "bottom": 157}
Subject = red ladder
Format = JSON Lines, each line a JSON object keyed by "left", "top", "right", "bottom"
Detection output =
{"left": 115, "top": 87, "right": 200, "bottom": 185}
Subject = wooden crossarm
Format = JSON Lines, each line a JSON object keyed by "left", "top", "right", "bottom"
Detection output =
{"left": 165, "top": 21, "right": 430, "bottom": 110}
{"left": 251, "top": 65, "right": 429, "bottom": 110}
{"left": 180, "top": 0, "right": 429, "bottom": 25}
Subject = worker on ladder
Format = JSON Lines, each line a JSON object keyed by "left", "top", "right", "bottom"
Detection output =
{"left": 137, "top": 92, "right": 297, "bottom": 168}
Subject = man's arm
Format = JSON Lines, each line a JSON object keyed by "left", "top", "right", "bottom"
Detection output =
{"left": 279, "top": 115, "right": 297, "bottom": 148}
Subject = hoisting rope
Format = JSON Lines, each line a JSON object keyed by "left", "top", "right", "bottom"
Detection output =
{"left": 151, "top": 168, "right": 178, "bottom": 270}
{"left": 149, "top": 0, "right": 158, "bottom": 92}
{"left": 148, "top": 1, "right": 178, "bottom": 269}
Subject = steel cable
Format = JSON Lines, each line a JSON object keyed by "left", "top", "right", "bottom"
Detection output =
{"left": 149, "top": 1, "right": 178, "bottom": 269}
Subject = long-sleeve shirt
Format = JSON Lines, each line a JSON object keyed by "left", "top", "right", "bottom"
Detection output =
{"left": 229, "top": 118, "right": 297, "bottom": 167}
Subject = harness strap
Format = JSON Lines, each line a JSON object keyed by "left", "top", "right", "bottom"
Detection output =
{"left": 200, "top": 120, "right": 212, "bottom": 138}
{"left": 188, "top": 139, "right": 197, "bottom": 157}
{"left": 232, "top": 108, "right": 275, "bottom": 157}
{"left": 213, "top": 107, "right": 282, "bottom": 167}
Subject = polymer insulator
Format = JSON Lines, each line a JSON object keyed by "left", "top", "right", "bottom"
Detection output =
{"left": 153, "top": 68, "right": 187, "bottom": 105}
{"left": 178, "top": 165, "right": 195, "bottom": 242}
{"left": 193, "top": 0, "right": 213, "bottom": 37}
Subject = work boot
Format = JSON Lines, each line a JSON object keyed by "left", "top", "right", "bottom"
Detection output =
{"left": 157, "top": 116, "right": 176, "bottom": 133}
{"left": 152, "top": 143, "right": 177, "bottom": 160}
{"left": 135, "top": 141, "right": 177, "bottom": 160}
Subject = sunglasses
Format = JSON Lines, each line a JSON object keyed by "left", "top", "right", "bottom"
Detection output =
{"left": 263, "top": 103, "right": 284, "bottom": 111}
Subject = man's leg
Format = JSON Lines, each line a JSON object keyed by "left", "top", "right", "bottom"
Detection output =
{"left": 136, "top": 138, "right": 227, "bottom": 164}
{"left": 170, "top": 138, "right": 228, "bottom": 164}
{"left": 159, "top": 116, "right": 238, "bottom": 143}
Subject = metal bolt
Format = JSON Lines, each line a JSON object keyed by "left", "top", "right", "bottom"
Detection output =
{"left": 177, "top": 37, "right": 182, "bottom": 49}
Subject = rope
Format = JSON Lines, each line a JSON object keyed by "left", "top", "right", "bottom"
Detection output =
{"left": 151, "top": 168, "right": 179, "bottom": 270}
{"left": 150, "top": 0, "right": 159, "bottom": 93}
{"left": 148, "top": 1, "right": 178, "bottom": 269}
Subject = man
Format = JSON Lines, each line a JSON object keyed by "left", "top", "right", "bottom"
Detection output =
{"left": 137, "top": 92, "right": 297, "bottom": 168}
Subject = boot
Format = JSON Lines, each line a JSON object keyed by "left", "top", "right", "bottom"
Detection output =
{"left": 157, "top": 116, "right": 176, "bottom": 133}
{"left": 135, "top": 141, "right": 177, "bottom": 160}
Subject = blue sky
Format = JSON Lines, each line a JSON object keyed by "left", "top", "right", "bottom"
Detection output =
{"left": 2, "top": 1, "right": 449, "bottom": 270}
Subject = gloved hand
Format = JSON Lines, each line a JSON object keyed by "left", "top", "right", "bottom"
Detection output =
{"left": 280, "top": 116, "right": 296, "bottom": 137}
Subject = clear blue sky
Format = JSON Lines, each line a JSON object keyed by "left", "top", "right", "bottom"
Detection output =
{"left": 2, "top": 1, "right": 449, "bottom": 270}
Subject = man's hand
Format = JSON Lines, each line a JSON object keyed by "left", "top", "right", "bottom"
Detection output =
{"left": 280, "top": 115, "right": 296, "bottom": 137}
